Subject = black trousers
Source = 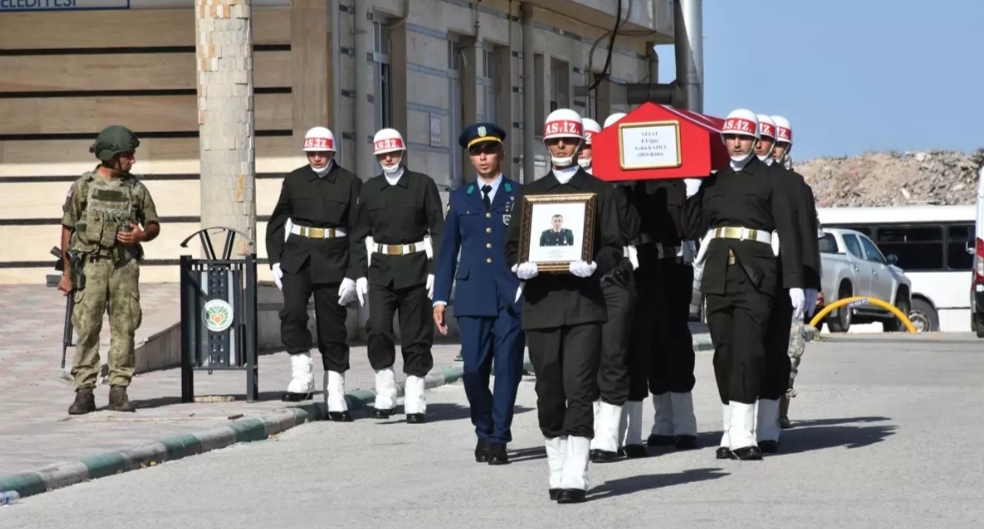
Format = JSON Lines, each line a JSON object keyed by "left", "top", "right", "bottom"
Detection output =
{"left": 598, "top": 270, "right": 637, "bottom": 406}
{"left": 527, "top": 323, "right": 602, "bottom": 439}
{"left": 280, "top": 263, "right": 349, "bottom": 372}
{"left": 366, "top": 281, "right": 434, "bottom": 378}
{"left": 760, "top": 288, "right": 794, "bottom": 400}
{"left": 705, "top": 262, "right": 773, "bottom": 405}
{"left": 647, "top": 259, "right": 697, "bottom": 396}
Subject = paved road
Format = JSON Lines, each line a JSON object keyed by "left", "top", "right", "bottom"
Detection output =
{"left": 2, "top": 334, "right": 983, "bottom": 527}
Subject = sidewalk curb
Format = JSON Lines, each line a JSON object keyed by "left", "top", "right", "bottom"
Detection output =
{"left": 0, "top": 361, "right": 475, "bottom": 502}
{"left": 1, "top": 333, "right": 713, "bottom": 502}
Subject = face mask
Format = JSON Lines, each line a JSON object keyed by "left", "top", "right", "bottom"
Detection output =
{"left": 730, "top": 150, "right": 754, "bottom": 165}
{"left": 546, "top": 137, "right": 581, "bottom": 169}
{"left": 578, "top": 156, "right": 592, "bottom": 170}
{"left": 311, "top": 159, "right": 332, "bottom": 176}
{"left": 756, "top": 141, "right": 775, "bottom": 163}
{"left": 380, "top": 152, "right": 403, "bottom": 175}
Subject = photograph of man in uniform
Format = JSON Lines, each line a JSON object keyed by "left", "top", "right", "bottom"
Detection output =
{"left": 539, "top": 214, "right": 574, "bottom": 247}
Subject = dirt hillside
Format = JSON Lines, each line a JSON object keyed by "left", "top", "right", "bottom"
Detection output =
{"left": 795, "top": 149, "right": 984, "bottom": 208}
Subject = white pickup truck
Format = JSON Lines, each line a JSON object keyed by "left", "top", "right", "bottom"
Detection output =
{"left": 817, "top": 228, "right": 913, "bottom": 332}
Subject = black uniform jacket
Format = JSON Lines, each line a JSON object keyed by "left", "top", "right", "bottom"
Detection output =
{"left": 683, "top": 156, "right": 804, "bottom": 296}
{"left": 771, "top": 164, "right": 823, "bottom": 291}
{"left": 608, "top": 183, "right": 641, "bottom": 283}
{"left": 505, "top": 168, "right": 623, "bottom": 330}
{"left": 349, "top": 169, "right": 445, "bottom": 289}
{"left": 266, "top": 163, "right": 362, "bottom": 284}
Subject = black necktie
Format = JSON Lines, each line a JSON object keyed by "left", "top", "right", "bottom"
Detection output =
{"left": 482, "top": 185, "right": 492, "bottom": 211}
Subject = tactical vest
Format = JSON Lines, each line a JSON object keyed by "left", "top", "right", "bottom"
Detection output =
{"left": 75, "top": 175, "right": 138, "bottom": 259}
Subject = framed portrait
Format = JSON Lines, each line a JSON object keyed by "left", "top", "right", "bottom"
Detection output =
{"left": 517, "top": 193, "right": 597, "bottom": 273}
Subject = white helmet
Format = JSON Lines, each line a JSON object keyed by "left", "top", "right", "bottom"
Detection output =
{"left": 721, "top": 109, "right": 759, "bottom": 139}
{"left": 578, "top": 118, "right": 602, "bottom": 170}
{"left": 721, "top": 109, "right": 758, "bottom": 165}
{"left": 756, "top": 115, "right": 777, "bottom": 141}
{"left": 771, "top": 115, "right": 793, "bottom": 145}
{"left": 373, "top": 128, "right": 405, "bottom": 175}
{"left": 303, "top": 126, "right": 335, "bottom": 152}
{"left": 542, "top": 108, "right": 584, "bottom": 168}
{"left": 603, "top": 112, "right": 627, "bottom": 129}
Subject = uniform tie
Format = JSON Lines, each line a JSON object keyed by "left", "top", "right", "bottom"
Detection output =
{"left": 482, "top": 185, "right": 492, "bottom": 211}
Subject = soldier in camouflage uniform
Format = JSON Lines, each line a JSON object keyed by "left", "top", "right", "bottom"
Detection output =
{"left": 57, "top": 125, "right": 160, "bottom": 415}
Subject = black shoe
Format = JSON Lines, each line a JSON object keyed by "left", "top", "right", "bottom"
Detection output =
{"left": 716, "top": 447, "right": 733, "bottom": 460}
{"left": 556, "top": 489, "right": 586, "bottom": 504}
{"left": 68, "top": 387, "right": 96, "bottom": 415}
{"left": 406, "top": 413, "right": 426, "bottom": 424}
{"left": 282, "top": 391, "right": 312, "bottom": 402}
{"left": 549, "top": 488, "right": 560, "bottom": 500}
{"left": 730, "top": 446, "right": 763, "bottom": 460}
{"left": 622, "top": 444, "right": 649, "bottom": 459}
{"left": 488, "top": 443, "right": 509, "bottom": 465}
{"left": 475, "top": 439, "right": 489, "bottom": 463}
{"left": 646, "top": 434, "right": 675, "bottom": 447}
{"left": 372, "top": 407, "right": 395, "bottom": 419}
{"left": 758, "top": 440, "right": 779, "bottom": 454}
{"left": 589, "top": 449, "right": 620, "bottom": 463}
{"left": 328, "top": 411, "right": 353, "bottom": 422}
{"left": 107, "top": 386, "right": 135, "bottom": 413}
{"left": 674, "top": 435, "right": 698, "bottom": 450}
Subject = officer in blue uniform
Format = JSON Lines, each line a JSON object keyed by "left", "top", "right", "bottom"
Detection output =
{"left": 433, "top": 122, "right": 526, "bottom": 466}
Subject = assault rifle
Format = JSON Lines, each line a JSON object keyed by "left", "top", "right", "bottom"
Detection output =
{"left": 50, "top": 246, "right": 78, "bottom": 369}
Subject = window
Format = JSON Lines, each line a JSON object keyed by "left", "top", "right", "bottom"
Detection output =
{"left": 479, "top": 48, "right": 499, "bottom": 124}
{"left": 874, "top": 226, "right": 944, "bottom": 271}
{"left": 373, "top": 21, "right": 393, "bottom": 129}
{"left": 859, "top": 235, "right": 886, "bottom": 264}
{"left": 448, "top": 40, "right": 465, "bottom": 188}
{"left": 819, "top": 233, "right": 838, "bottom": 254}
{"left": 947, "top": 223, "right": 975, "bottom": 270}
{"left": 549, "top": 58, "right": 569, "bottom": 114}
{"left": 842, "top": 234, "right": 864, "bottom": 259}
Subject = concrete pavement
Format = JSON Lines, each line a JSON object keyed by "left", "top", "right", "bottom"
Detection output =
{"left": 2, "top": 333, "right": 983, "bottom": 527}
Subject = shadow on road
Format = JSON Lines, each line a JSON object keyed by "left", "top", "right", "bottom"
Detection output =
{"left": 130, "top": 391, "right": 289, "bottom": 409}
{"left": 372, "top": 403, "right": 535, "bottom": 425}
{"left": 588, "top": 467, "right": 729, "bottom": 501}
{"left": 774, "top": 415, "right": 897, "bottom": 455}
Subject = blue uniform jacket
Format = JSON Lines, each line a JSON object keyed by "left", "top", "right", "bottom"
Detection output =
{"left": 433, "top": 178, "right": 524, "bottom": 317}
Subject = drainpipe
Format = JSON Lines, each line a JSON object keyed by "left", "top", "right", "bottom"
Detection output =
{"left": 353, "top": 0, "right": 372, "bottom": 179}
{"left": 625, "top": 0, "right": 703, "bottom": 112}
{"left": 331, "top": 0, "right": 342, "bottom": 166}
{"left": 521, "top": 2, "right": 535, "bottom": 183}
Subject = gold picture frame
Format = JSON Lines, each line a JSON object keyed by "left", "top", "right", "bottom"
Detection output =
{"left": 617, "top": 120, "right": 684, "bottom": 170}
{"left": 517, "top": 193, "right": 597, "bottom": 273}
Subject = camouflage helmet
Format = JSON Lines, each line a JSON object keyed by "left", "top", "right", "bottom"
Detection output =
{"left": 89, "top": 125, "right": 140, "bottom": 162}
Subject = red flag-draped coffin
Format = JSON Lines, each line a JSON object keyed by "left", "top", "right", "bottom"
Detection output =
{"left": 591, "top": 102, "right": 730, "bottom": 181}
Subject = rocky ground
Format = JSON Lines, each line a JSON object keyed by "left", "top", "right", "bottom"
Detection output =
{"left": 796, "top": 149, "right": 984, "bottom": 207}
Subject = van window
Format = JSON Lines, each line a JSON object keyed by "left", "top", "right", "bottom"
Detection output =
{"left": 947, "top": 224, "right": 974, "bottom": 270}
{"left": 876, "top": 226, "right": 944, "bottom": 271}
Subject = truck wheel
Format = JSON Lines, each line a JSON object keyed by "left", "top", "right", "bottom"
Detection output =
{"left": 827, "top": 283, "right": 852, "bottom": 333}
{"left": 883, "top": 291, "right": 911, "bottom": 333}
{"left": 975, "top": 312, "right": 984, "bottom": 338}
{"left": 908, "top": 298, "right": 939, "bottom": 332}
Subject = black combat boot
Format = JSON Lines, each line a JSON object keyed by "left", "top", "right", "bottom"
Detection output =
{"left": 68, "top": 387, "right": 96, "bottom": 415}
{"left": 108, "top": 385, "right": 135, "bottom": 412}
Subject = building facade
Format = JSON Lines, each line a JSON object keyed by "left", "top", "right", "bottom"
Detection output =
{"left": 0, "top": 0, "right": 673, "bottom": 285}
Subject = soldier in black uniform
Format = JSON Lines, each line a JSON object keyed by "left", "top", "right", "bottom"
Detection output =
{"left": 683, "top": 109, "right": 804, "bottom": 461}
{"left": 539, "top": 215, "right": 575, "bottom": 246}
{"left": 633, "top": 178, "right": 700, "bottom": 451}
{"left": 577, "top": 116, "right": 643, "bottom": 463}
{"left": 266, "top": 127, "right": 362, "bottom": 422}
{"left": 350, "top": 128, "right": 445, "bottom": 424}
{"left": 505, "top": 109, "right": 622, "bottom": 504}
{"left": 751, "top": 114, "right": 814, "bottom": 452}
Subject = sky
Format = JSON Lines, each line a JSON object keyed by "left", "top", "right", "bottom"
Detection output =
{"left": 655, "top": 0, "right": 983, "bottom": 161}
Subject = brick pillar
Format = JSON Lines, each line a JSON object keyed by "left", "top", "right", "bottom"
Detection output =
{"left": 195, "top": 0, "right": 257, "bottom": 257}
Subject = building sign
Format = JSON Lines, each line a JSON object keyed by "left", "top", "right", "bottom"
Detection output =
{"left": 0, "top": 0, "right": 128, "bottom": 11}
{"left": 430, "top": 114, "right": 442, "bottom": 147}
{"left": 617, "top": 121, "right": 683, "bottom": 170}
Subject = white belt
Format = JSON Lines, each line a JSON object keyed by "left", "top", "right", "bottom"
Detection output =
{"left": 694, "top": 226, "right": 777, "bottom": 265}
{"left": 289, "top": 224, "right": 347, "bottom": 238}
{"left": 622, "top": 245, "right": 639, "bottom": 270}
{"left": 367, "top": 235, "right": 433, "bottom": 265}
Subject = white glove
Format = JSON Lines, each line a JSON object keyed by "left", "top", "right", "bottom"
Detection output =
{"left": 683, "top": 178, "right": 703, "bottom": 198}
{"left": 514, "top": 262, "right": 539, "bottom": 280}
{"left": 272, "top": 263, "right": 284, "bottom": 291}
{"left": 356, "top": 277, "right": 368, "bottom": 306}
{"left": 569, "top": 260, "right": 597, "bottom": 278}
{"left": 338, "top": 278, "right": 357, "bottom": 306}
{"left": 426, "top": 274, "right": 434, "bottom": 300}
{"left": 804, "top": 288, "right": 819, "bottom": 318}
{"left": 789, "top": 288, "right": 806, "bottom": 320}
